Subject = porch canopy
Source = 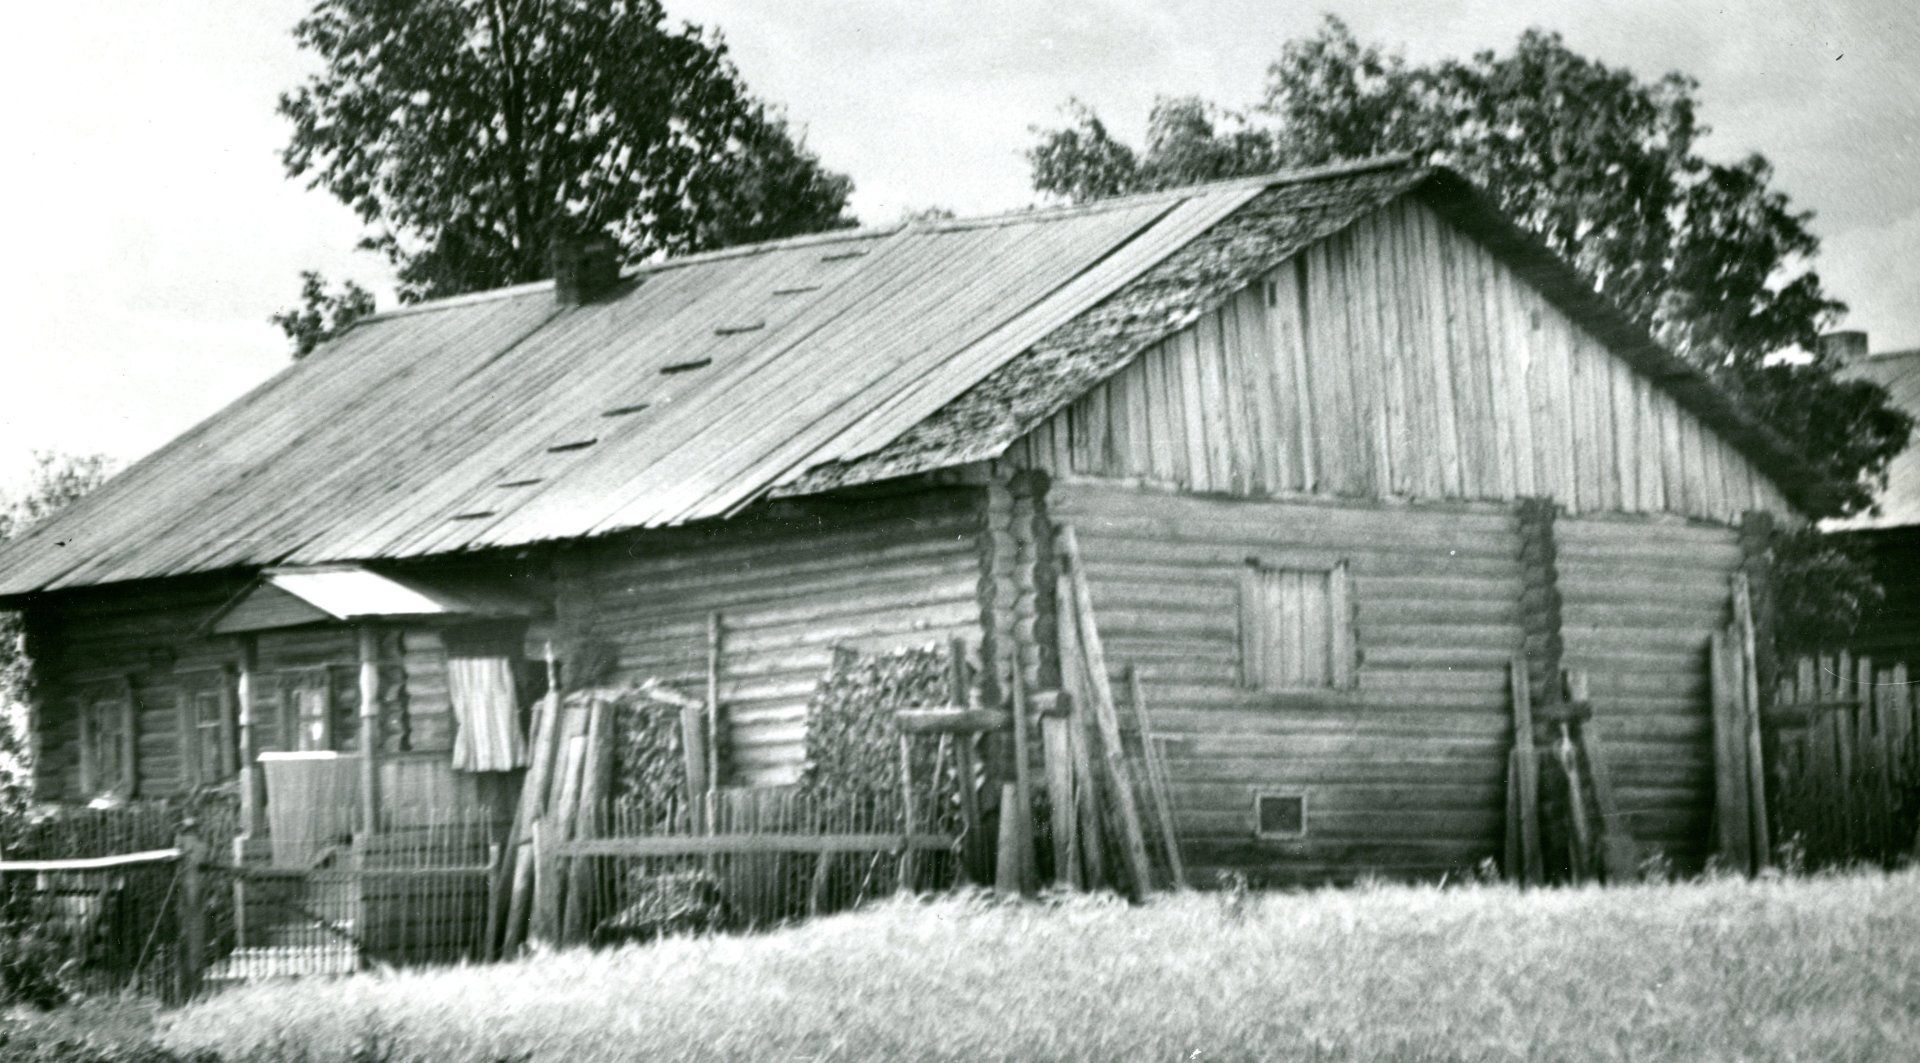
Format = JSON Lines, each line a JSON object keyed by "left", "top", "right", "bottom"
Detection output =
{"left": 204, "top": 564, "right": 539, "bottom": 636}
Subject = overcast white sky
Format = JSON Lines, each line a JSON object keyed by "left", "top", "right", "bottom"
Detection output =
{"left": 1, "top": 1, "right": 1914, "bottom": 495}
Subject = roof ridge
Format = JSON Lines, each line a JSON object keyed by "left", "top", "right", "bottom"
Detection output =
{"left": 918, "top": 153, "right": 1419, "bottom": 233}
{"left": 359, "top": 154, "right": 1419, "bottom": 325}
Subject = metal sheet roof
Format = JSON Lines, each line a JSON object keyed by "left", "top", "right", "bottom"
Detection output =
{"left": 0, "top": 169, "right": 1278, "bottom": 595}
{"left": 0, "top": 157, "right": 1824, "bottom": 597}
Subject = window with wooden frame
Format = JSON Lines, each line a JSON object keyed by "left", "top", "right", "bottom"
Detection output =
{"left": 290, "top": 667, "right": 335, "bottom": 751}
{"left": 1238, "top": 559, "right": 1354, "bottom": 691}
{"left": 248, "top": 671, "right": 290, "bottom": 755}
{"left": 75, "top": 682, "right": 136, "bottom": 799}
{"left": 173, "top": 670, "right": 237, "bottom": 789}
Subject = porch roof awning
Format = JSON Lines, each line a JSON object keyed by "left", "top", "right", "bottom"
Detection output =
{"left": 205, "top": 564, "right": 541, "bottom": 636}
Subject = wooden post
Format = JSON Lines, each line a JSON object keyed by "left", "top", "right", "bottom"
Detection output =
{"left": 1505, "top": 657, "right": 1544, "bottom": 884}
{"left": 356, "top": 626, "right": 382, "bottom": 839}
{"left": 993, "top": 782, "right": 1026, "bottom": 896}
{"left": 1039, "top": 713, "right": 1079, "bottom": 888}
{"left": 529, "top": 818, "right": 559, "bottom": 945}
{"left": 502, "top": 689, "right": 562, "bottom": 955}
{"left": 680, "top": 700, "right": 710, "bottom": 801}
{"left": 1708, "top": 630, "right": 1754, "bottom": 873}
{"left": 1732, "top": 574, "right": 1772, "bottom": 868}
{"left": 1126, "top": 667, "right": 1186, "bottom": 890}
{"left": 897, "top": 728, "right": 918, "bottom": 893}
{"left": 176, "top": 820, "right": 207, "bottom": 1001}
{"left": 120, "top": 675, "right": 140, "bottom": 798}
{"left": 1057, "top": 526, "right": 1153, "bottom": 898}
{"left": 218, "top": 662, "right": 240, "bottom": 780}
{"left": 562, "top": 698, "right": 611, "bottom": 945}
{"left": 1007, "top": 668, "right": 1039, "bottom": 894}
{"left": 76, "top": 691, "right": 94, "bottom": 797}
{"left": 1569, "top": 671, "right": 1639, "bottom": 883}
{"left": 1055, "top": 576, "right": 1109, "bottom": 890}
{"left": 706, "top": 612, "right": 723, "bottom": 796}
{"left": 947, "top": 640, "right": 985, "bottom": 882}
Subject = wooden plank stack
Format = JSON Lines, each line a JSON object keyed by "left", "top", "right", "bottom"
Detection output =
{"left": 497, "top": 689, "right": 615, "bottom": 954}
{"left": 1504, "top": 663, "right": 1640, "bottom": 885}
{"left": 1047, "top": 525, "right": 1169, "bottom": 899}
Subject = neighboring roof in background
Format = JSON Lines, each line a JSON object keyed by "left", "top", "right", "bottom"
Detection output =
{"left": 1827, "top": 347, "right": 1920, "bottom": 533}
{"left": 0, "top": 158, "right": 1829, "bottom": 599}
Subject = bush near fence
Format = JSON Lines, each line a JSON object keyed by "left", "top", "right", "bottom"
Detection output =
{"left": 0, "top": 797, "right": 239, "bottom": 1006}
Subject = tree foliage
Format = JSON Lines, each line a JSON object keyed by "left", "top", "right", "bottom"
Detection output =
{"left": 279, "top": 0, "right": 856, "bottom": 303}
{"left": 1, "top": 453, "right": 115, "bottom": 814}
{"left": 1028, "top": 16, "right": 1910, "bottom": 520}
{"left": 271, "top": 270, "right": 377, "bottom": 359}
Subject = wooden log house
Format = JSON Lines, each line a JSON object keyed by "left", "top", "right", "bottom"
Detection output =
{"left": 0, "top": 157, "right": 1830, "bottom": 888}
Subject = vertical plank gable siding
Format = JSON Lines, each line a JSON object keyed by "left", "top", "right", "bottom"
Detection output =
{"left": 1050, "top": 484, "right": 1525, "bottom": 882}
{"left": 568, "top": 489, "right": 985, "bottom": 787}
{"left": 1016, "top": 198, "right": 1792, "bottom": 522}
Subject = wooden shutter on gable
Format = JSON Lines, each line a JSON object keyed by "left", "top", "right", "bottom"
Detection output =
{"left": 1239, "top": 560, "right": 1354, "bottom": 691}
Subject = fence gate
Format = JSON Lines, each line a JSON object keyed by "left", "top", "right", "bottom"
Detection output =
{"left": 1769, "top": 653, "right": 1920, "bottom": 867}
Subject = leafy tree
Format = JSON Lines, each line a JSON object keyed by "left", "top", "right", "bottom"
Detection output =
{"left": 1, "top": 453, "right": 115, "bottom": 814}
{"left": 278, "top": 0, "right": 855, "bottom": 303}
{"left": 1028, "top": 16, "right": 1910, "bottom": 524}
{"left": 271, "top": 270, "right": 377, "bottom": 359}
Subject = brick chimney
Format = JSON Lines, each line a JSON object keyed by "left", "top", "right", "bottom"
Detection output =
{"left": 550, "top": 228, "right": 622, "bottom": 306}
{"left": 1816, "top": 330, "right": 1869, "bottom": 363}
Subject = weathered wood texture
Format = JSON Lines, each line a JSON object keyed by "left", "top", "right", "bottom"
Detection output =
{"left": 24, "top": 557, "right": 539, "bottom": 809}
{"left": 1047, "top": 482, "right": 1526, "bottom": 883}
{"left": 561, "top": 488, "right": 986, "bottom": 787}
{"left": 1557, "top": 514, "right": 1742, "bottom": 864}
{"left": 1771, "top": 653, "right": 1920, "bottom": 868}
{"left": 1014, "top": 199, "right": 1790, "bottom": 522}
{"left": 25, "top": 575, "right": 246, "bottom": 800}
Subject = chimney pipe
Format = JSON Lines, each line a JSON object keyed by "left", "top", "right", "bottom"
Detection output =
{"left": 1816, "top": 330, "right": 1869, "bottom": 364}
{"left": 551, "top": 228, "right": 622, "bottom": 306}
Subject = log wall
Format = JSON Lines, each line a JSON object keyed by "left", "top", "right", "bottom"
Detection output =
{"left": 23, "top": 556, "right": 541, "bottom": 809}
{"left": 24, "top": 574, "right": 247, "bottom": 800}
{"left": 1049, "top": 482, "right": 1525, "bottom": 882}
{"left": 563, "top": 488, "right": 987, "bottom": 787}
{"left": 1050, "top": 481, "right": 1746, "bottom": 881}
{"left": 1015, "top": 198, "right": 1792, "bottom": 521}
{"left": 1557, "top": 513, "right": 1740, "bottom": 860}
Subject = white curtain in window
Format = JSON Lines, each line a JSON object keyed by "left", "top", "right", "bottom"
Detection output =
{"left": 446, "top": 655, "right": 528, "bottom": 771}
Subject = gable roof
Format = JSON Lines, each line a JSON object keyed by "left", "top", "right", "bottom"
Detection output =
{"left": 1828, "top": 347, "right": 1920, "bottom": 532}
{"left": 0, "top": 159, "right": 1824, "bottom": 599}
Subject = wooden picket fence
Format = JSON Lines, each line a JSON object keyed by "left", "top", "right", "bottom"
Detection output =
{"left": 1768, "top": 653, "right": 1920, "bottom": 868}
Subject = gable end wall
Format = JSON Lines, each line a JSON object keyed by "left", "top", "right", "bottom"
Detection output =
{"left": 1014, "top": 197, "right": 1793, "bottom": 522}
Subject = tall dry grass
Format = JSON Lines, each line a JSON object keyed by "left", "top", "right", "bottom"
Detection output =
{"left": 163, "top": 869, "right": 1920, "bottom": 1062}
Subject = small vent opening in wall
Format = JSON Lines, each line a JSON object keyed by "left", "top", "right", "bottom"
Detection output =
{"left": 1255, "top": 792, "right": 1307, "bottom": 838}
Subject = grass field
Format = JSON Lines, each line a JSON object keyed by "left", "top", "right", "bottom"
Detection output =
{"left": 160, "top": 870, "right": 1920, "bottom": 1062}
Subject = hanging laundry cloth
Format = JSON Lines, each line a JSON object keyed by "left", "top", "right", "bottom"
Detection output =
{"left": 447, "top": 651, "right": 529, "bottom": 771}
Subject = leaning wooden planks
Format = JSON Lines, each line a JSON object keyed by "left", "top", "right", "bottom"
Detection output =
{"left": 1056, "top": 525, "right": 1155, "bottom": 898}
